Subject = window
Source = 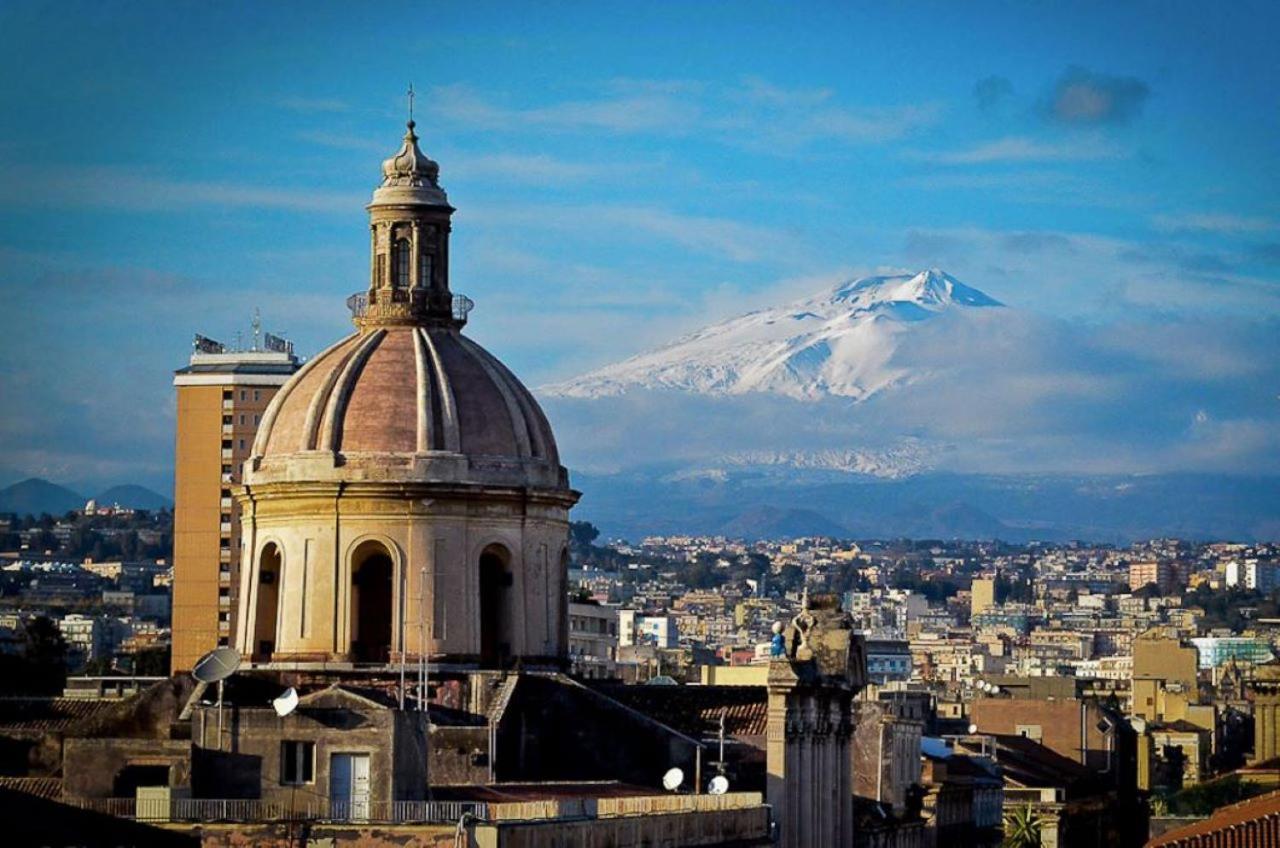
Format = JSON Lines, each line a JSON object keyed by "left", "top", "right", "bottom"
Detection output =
{"left": 222, "top": 464, "right": 232, "bottom": 474}
{"left": 240, "top": 390, "right": 247, "bottom": 401}
{"left": 253, "top": 414, "right": 260, "bottom": 425}
{"left": 1015, "top": 724, "right": 1043, "bottom": 742}
{"left": 222, "top": 389, "right": 232, "bottom": 401}
{"left": 239, "top": 414, "right": 245, "bottom": 426}
{"left": 222, "top": 415, "right": 232, "bottom": 425}
{"left": 418, "top": 252, "right": 434, "bottom": 288}
{"left": 281, "top": 741, "right": 314, "bottom": 785}
{"left": 238, "top": 439, "right": 246, "bottom": 450}
{"left": 393, "top": 238, "right": 411, "bottom": 287}
{"left": 221, "top": 439, "right": 232, "bottom": 450}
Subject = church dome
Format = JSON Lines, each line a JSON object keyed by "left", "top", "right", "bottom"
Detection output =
{"left": 234, "top": 110, "right": 576, "bottom": 671}
{"left": 250, "top": 324, "right": 564, "bottom": 489}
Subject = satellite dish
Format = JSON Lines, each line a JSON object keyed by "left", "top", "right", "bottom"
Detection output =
{"left": 272, "top": 687, "right": 299, "bottom": 717}
{"left": 662, "top": 767, "right": 684, "bottom": 792}
{"left": 968, "top": 723, "right": 978, "bottom": 734}
{"left": 192, "top": 647, "right": 241, "bottom": 684}
{"left": 708, "top": 775, "right": 730, "bottom": 796}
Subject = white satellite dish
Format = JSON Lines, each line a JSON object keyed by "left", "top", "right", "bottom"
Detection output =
{"left": 968, "top": 723, "right": 978, "bottom": 734}
{"left": 662, "top": 767, "right": 684, "bottom": 792}
{"left": 272, "top": 687, "right": 299, "bottom": 717}
{"left": 708, "top": 775, "right": 730, "bottom": 796}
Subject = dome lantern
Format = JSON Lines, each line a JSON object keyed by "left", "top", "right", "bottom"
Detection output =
{"left": 357, "top": 101, "right": 462, "bottom": 329}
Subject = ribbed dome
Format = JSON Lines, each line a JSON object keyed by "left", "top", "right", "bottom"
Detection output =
{"left": 251, "top": 325, "right": 561, "bottom": 487}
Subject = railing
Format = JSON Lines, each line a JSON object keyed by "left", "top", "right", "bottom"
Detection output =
{"left": 66, "top": 797, "right": 489, "bottom": 825}
{"left": 347, "top": 290, "right": 474, "bottom": 325}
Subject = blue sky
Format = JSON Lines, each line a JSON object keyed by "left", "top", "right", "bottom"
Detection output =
{"left": 1, "top": 1, "right": 1278, "bottom": 492}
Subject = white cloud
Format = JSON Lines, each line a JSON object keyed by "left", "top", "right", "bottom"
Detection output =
{"left": 0, "top": 165, "right": 362, "bottom": 214}
{"left": 908, "top": 135, "right": 1123, "bottom": 165}
{"left": 1152, "top": 212, "right": 1280, "bottom": 234}
{"left": 429, "top": 78, "right": 940, "bottom": 149}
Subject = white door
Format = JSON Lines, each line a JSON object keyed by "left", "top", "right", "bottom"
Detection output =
{"left": 350, "top": 754, "right": 371, "bottom": 820}
{"left": 330, "top": 753, "right": 371, "bottom": 820}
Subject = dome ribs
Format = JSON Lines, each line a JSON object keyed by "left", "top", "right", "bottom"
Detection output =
{"left": 412, "top": 327, "right": 434, "bottom": 453}
{"left": 461, "top": 336, "right": 552, "bottom": 462}
{"left": 418, "top": 327, "right": 460, "bottom": 452}
{"left": 252, "top": 333, "right": 357, "bottom": 458}
{"left": 456, "top": 335, "right": 534, "bottom": 459}
{"left": 318, "top": 329, "right": 385, "bottom": 452}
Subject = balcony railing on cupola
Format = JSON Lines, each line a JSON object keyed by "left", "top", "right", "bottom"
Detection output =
{"left": 346, "top": 291, "right": 474, "bottom": 326}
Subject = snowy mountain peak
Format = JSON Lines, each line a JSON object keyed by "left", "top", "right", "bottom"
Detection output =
{"left": 829, "top": 268, "right": 1002, "bottom": 311}
{"left": 544, "top": 269, "right": 1003, "bottom": 401}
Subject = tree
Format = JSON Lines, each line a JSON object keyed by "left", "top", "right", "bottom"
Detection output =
{"left": 133, "top": 646, "right": 171, "bottom": 676}
{"left": 570, "top": 521, "right": 600, "bottom": 548}
{"left": 4, "top": 616, "right": 69, "bottom": 695}
{"left": 1003, "top": 804, "right": 1042, "bottom": 848}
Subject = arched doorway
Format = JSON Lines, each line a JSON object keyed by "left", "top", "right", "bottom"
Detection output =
{"left": 253, "top": 543, "right": 281, "bottom": 662}
{"left": 479, "top": 544, "right": 511, "bottom": 668}
{"left": 351, "top": 541, "right": 394, "bottom": 663}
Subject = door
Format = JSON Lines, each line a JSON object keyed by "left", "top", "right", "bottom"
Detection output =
{"left": 330, "top": 753, "right": 371, "bottom": 820}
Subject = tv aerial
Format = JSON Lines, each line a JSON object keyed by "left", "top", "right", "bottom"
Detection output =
{"left": 661, "top": 767, "right": 684, "bottom": 792}
{"left": 272, "top": 687, "right": 299, "bottom": 717}
{"left": 707, "top": 775, "right": 730, "bottom": 796}
{"left": 192, "top": 647, "right": 241, "bottom": 750}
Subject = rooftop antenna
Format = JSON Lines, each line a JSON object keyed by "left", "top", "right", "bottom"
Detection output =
{"left": 191, "top": 646, "right": 241, "bottom": 750}
{"left": 407, "top": 82, "right": 415, "bottom": 123}
{"left": 251, "top": 308, "right": 262, "bottom": 352}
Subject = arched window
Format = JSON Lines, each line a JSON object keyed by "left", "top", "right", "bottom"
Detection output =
{"left": 418, "top": 252, "right": 433, "bottom": 289}
{"left": 479, "top": 544, "right": 512, "bottom": 668}
{"left": 392, "top": 238, "right": 411, "bottom": 288}
{"left": 254, "top": 543, "right": 282, "bottom": 661}
{"left": 350, "top": 540, "right": 395, "bottom": 664}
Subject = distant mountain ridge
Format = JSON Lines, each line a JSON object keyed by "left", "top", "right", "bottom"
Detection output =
{"left": 545, "top": 268, "right": 1002, "bottom": 401}
{"left": 572, "top": 469, "right": 1280, "bottom": 543}
{"left": 0, "top": 478, "right": 171, "bottom": 516}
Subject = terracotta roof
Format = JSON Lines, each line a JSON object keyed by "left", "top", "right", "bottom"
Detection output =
{"left": 595, "top": 684, "right": 769, "bottom": 741}
{"left": 0, "top": 776, "right": 61, "bottom": 800}
{"left": 0, "top": 697, "right": 120, "bottom": 732}
{"left": 1147, "top": 788, "right": 1280, "bottom": 847}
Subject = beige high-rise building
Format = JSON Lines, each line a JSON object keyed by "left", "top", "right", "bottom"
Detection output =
{"left": 970, "top": 577, "right": 995, "bottom": 617}
{"left": 171, "top": 341, "right": 299, "bottom": 672}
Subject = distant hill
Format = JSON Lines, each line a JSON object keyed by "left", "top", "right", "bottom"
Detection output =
{"left": 571, "top": 469, "right": 1280, "bottom": 543}
{"left": 716, "top": 505, "right": 849, "bottom": 540}
{"left": 95, "top": 484, "right": 172, "bottom": 511}
{"left": 0, "top": 478, "right": 83, "bottom": 516}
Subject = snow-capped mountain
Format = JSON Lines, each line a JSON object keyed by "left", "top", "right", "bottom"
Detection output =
{"left": 544, "top": 269, "right": 1003, "bottom": 401}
